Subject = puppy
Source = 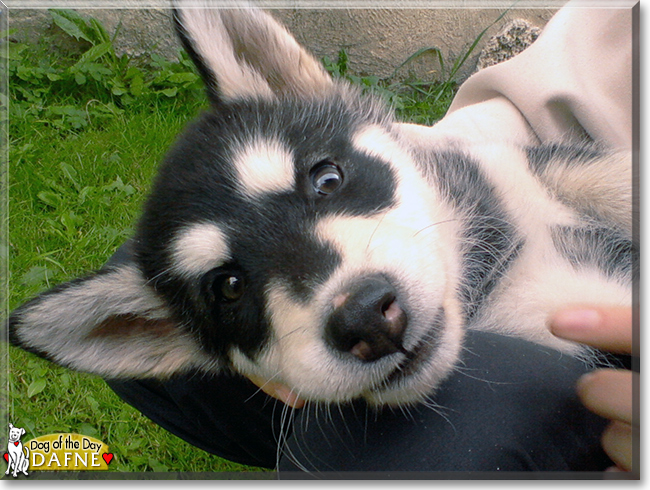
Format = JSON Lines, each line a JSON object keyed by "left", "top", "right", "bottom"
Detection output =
{"left": 8, "top": 2, "right": 634, "bottom": 407}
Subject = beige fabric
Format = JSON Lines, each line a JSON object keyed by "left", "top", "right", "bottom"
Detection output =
{"left": 437, "top": 0, "right": 634, "bottom": 150}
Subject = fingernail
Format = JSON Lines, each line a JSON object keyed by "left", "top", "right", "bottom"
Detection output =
{"left": 550, "top": 308, "right": 601, "bottom": 333}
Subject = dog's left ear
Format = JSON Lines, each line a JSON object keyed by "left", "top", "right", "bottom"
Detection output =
{"left": 172, "top": 1, "right": 333, "bottom": 102}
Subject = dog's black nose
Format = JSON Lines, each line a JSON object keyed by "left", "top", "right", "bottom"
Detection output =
{"left": 325, "top": 275, "right": 407, "bottom": 362}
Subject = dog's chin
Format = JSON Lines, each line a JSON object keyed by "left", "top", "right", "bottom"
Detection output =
{"left": 361, "top": 357, "right": 456, "bottom": 407}
{"left": 359, "top": 308, "right": 463, "bottom": 406}
{"left": 311, "top": 308, "right": 462, "bottom": 407}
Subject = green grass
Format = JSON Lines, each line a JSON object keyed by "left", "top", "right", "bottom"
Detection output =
{"left": 4, "top": 8, "right": 468, "bottom": 475}
{"left": 9, "top": 100, "right": 200, "bottom": 301}
{"left": 6, "top": 88, "right": 262, "bottom": 473}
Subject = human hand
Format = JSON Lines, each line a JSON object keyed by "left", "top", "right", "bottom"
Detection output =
{"left": 246, "top": 373, "right": 306, "bottom": 409}
{"left": 550, "top": 306, "right": 638, "bottom": 474}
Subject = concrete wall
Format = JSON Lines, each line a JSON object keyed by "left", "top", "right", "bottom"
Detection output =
{"left": 8, "top": 4, "right": 558, "bottom": 82}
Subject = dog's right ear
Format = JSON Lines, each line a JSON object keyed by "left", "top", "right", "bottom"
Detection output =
{"left": 8, "top": 264, "right": 209, "bottom": 379}
{"left": 172, "top": 1, "right": 333, "bottom": 103}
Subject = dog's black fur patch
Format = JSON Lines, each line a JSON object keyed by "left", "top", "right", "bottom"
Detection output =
{"left": 551, "top": 224, "right": 636, "bottom": 281}
{"left": 526, "top": 142, "right": 606, "bottom": 174}
{"left": 421, "top": 150, "right": 524, "bottom": 320}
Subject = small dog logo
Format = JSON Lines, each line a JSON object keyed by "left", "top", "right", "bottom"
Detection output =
{"left": 5, "top": 423, "right": 29, "bottom": 477}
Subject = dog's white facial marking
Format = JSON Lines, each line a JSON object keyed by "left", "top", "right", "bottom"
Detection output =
{"left": 349, "top": 125, "right": 461, "bottom": 279}
{"left": 352, "top": 125, "right": 444, "bottom": 227}
{"left": 314, "top": 214, "right": 452, "bottom": 323}
{"left": 171, "top": 222, "right": 230, "bottom": 277}
{"left": 352, "top": 125, "right": 407, "bottom": 164}
{"left": 233, "top": 139, "right": 295, "bottom": 197}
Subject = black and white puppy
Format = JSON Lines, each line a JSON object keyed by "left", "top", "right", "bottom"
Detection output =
{"left": 9, "top": 2, "right": 634, "bottom": 407}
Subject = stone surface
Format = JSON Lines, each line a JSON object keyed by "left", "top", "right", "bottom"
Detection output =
{"left": 7, "top": 5, "right": 555, "bottom": 83}
{"left": 476, "top": 18, "right": 542, "bottom": 70}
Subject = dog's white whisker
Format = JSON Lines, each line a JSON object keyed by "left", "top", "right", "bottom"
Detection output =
{"left": 412, "top": 217, "right": 459, "bottom": 238}
{"left": 242, "top": 368, "right": 287, "bottom": 405}
{"left": 420, "top": 398, "right": 458, "bottom": 434}
{"left": 364, "top": 209, "right": 390, "bottom": 253}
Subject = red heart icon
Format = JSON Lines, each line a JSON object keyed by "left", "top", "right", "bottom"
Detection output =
{"left": 102, "top": 453, "right": 113, "bottom": 465}
{"left": 3, "top": 453, "right": 8, "bottom": 462}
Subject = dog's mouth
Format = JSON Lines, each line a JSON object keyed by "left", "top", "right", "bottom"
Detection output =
{"left": 371, "top": 307, "right": 446, "bottom": 392}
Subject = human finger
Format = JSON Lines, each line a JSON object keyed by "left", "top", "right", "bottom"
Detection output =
{"left": 576, "top": 369, "right": 634, "bottom": 425}
{"left": 602, "top": 420, "right": 634, "bottom": 473}
{"left": 549, "top": 305, "right": 633, "bottom": 354}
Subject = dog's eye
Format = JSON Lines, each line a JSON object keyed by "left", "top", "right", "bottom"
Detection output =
{"left": 310, "top": 161, "right": 343, "bottom": 195}
{"left": 204, "top": 269, "right": 246, "bottom": 304}
{"left": 219, "top": 275, "right": 245, "bottom": 302}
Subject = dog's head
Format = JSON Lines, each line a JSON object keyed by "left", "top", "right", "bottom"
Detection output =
{"left": 8, "top": 424, "right": 25, "bottom": 444}
{"left": 9, "top": 3, "right": 464, "bottom": 406}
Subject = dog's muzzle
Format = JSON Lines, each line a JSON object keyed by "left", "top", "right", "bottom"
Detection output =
{"left": 325, "top": 274, "right": 408, "bottom": 362}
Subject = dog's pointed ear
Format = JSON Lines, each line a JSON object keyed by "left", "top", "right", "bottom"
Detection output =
{"left": 172, "top": 1, "right": 333, "bottom": 102}
{"left": 8, "top": 264, "right": 208, "bottom": 379}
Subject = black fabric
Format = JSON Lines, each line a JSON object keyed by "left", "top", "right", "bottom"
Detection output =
{"left": 278, "top": 331, "right": 612, "bottom": 473}
{"left": 106, "top": 372, "right": 284, "bottom": 468}
{"left": 103, "top": 242, "right": 613, "bottom": 472}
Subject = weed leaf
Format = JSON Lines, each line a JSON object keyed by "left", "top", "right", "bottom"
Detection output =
{"left": 37, "top": 191, "right": 62, "bottom": 208}
{"left": 1, "top": 43, "right": 28, "bottom": 61}
{"left": 78, "top": 423, "right": 99, "bottom": 438}
{"left": 27, "top": 378, "right": 47, "bottom": 398}
{"left": 72, "top": 42, "right": 113, "bottom": 70}
{"left": 20, "top": 265, "right": 52, "bottom": 287}
{"left": 0, "top": 28, "right": 17, "bottom": 38}
{"left": 59, "top": 162, "right": 81, "bottom": 190}
{"left": 167, "top": 72, "right": 199, "bottom": 85}
{"left": 392, "top": 47, "right": 445, "bottom": 78}
{"left": 447, "top": 7, "right": 511, "bottom": 81}
{"left": 89, "top": 17, "right": 111, "bottom": 45}
{"left": 148, "top": 458, "right": 169, "bottom": 472}
{"left": 160, "top": 87, "right": 178, "bottom": 98}
{"left": 49, "top": 9, "right": 92, "bottom": 43}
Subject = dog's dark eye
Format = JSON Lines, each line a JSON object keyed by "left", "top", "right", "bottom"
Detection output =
{"left": 204, "top": 269, "right": 246, "bottom": 304}
{"left": 310, "top": 161, "right": 343, "bottom": 195}
{"left": 219, "top": 275, "right": 245, "bottom": 302}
